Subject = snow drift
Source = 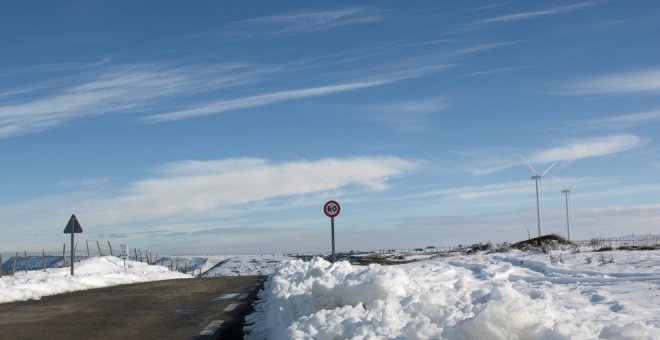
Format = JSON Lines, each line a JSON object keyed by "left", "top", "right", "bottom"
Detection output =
{"left": 246, "top": 250, "right": 660, "bottom": 339}
{"left": 0, "top": 256, "right": 190, "bottom": 303}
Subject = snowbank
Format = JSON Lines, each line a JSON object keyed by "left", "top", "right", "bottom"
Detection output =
{"left": 0, "top": 256, "right": 190, "bottom": 303}
{"left": 246, "top": 250, "right": 660, "bottom": 339}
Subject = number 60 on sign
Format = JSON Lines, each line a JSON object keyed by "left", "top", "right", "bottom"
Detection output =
{"left": 324, "top": 200, "right": 340, "bottom": 218}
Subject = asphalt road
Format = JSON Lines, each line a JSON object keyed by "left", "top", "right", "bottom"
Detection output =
{"left": 0, "top": 276, "right": 263, "bottom": 339}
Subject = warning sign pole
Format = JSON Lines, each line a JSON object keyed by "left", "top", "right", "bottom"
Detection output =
{"left": 63, "top": 215, "right": 84, "bottom": 276}
{"left": 70, "top": 229, "right": 74, "bottom": 275}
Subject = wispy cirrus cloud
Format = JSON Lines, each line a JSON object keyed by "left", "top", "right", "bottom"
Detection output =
{"left": 476, "top": 1, "right": 603, "bottom": 25}
{"left": 462, "top": 66, "right": 524, "bottom": 77}
{"left": 555, "top": 68, "right": 660, "bottom": 96}
{"left": 0, "top": 38, "right": 516, "bottom": 137}
{"left": 0, "top": 63, "right": 276, "bottom": 138}
{"left": 143, "top": 80, "right": 388, "bottom": 123}
{"left": 452, "top": 1, "right": 603, "bottom": 34}
{"left": 143, "top": 63, "right": 454, "bottom": 123}
{"left": 466, "top": 134, "right": 641, "bottom": 175}
{"left": 229, "top": 7, "right": 387, "bottom": 37}
{"left": 582, "top": 109, "right": 660, "bottom": 129}
{"left": 354, "top": 97, "right": 451, "bottom": 133}
{"left": 531, "top": 134, "right": 641, "bottom": 163}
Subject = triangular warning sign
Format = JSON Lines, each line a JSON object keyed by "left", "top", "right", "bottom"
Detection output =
{"left": 63, "top": 214, "right": 83, "bottom": 233}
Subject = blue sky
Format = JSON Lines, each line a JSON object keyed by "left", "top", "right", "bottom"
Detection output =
{"left": 1, "top": 1, "right": 659, "bottom": 254}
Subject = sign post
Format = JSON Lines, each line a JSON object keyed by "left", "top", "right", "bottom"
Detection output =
{"left": 120, "top": 244, "right": 128, "bottom": 268}
{"left": 63, "top": 214, "right": 83, "bottom": 275}
{"left": 323, "top": 200, "right": 341, "bottom": 262}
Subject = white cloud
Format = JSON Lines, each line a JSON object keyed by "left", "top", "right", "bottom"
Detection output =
{"left": 557, "top": 69, "right": 660, "bottom": 96}
{"left": 0, "top": 157, "right": 417, "bottom": 234}
{"left": 143, "top": 80, "right": 389, "bottom": 123}
{"left": 1, "top": 53, "right": 456, "bottom": 136}
{"left": 588, "top": 109, "right": 660, "bottom": 128}
{"left": 357, "top": 97, "right": 451, "bottom": 133}
{"left": 476, "top": 1, "right": 603, "bottom": 24}
{"left": 462, "top": 67, "right": 524, "bottom": 77}
{"left": 531, "top": 134, "right": 640, "bottom": 163}
{"left": 231, "top": 7, "right": 387, "bottom": 36}
{"left": 451, "top": 2, "right": 602, "bottom": 35}
{"left": 0, "top": 63, "right": 273, "bottom": 138}
{"left": 463, "top": 134, "right": 641, "bottom": 176}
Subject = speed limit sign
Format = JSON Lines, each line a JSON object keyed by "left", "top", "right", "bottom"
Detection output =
{"left": 324, "top": 200, "right": 340, "bottom": 262}
{"left": 324, "top": 200, "right": 341, "bottom": 218}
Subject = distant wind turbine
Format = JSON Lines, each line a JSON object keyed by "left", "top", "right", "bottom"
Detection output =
{"left": 561, "top": 180, "right": 580, "bottom": 242}
{"left": 519, "top": 155, "right": 556, "bottom": 237}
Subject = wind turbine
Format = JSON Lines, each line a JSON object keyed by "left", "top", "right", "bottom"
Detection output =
{"left": 561, "top": 180, "right": 580, "bottom": 242}
{"left": 519, "top": 156, "right": 556, "bottom": 237}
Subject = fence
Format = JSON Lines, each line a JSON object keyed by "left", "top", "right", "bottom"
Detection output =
{"left": 0, "top": 240, "right": 168, "bottom": 277}
{"left": 573, "top": 234, "right": 660, "bottom": 250}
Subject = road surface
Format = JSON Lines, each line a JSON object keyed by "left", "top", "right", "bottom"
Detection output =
{"left": 0, "top": 276, "right": 263, "bottom": 339}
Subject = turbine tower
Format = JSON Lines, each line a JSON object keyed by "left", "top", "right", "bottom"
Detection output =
{"left": 519, "top": 156, "right": 556, "bottom": 237}
{"left": 561, "top": 180, "right": 580, "bottom": 241}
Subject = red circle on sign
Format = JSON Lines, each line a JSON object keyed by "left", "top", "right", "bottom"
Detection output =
{"left": 324, "top": 200, "right": 341, "bottom": 218}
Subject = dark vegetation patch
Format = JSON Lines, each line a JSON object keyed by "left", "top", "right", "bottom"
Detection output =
{"left": 511, "top": 234, "right": 572, "bottom": 250}
{"left": 615, "top": 245, "right": 659, "bottom": 251}
{"left": 350, "top": 255, "right": 417, "bottom": 266}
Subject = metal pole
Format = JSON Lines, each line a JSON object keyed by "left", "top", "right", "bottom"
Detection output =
{"left": 331, "top": 217, "right": 336, "bottom": 263}
{"left": 564, "top": 191, "right": 571, "bottom": 241}
{"left": 534, "top": 177, "right": 542, "bottom": 237}
{"left": 70, "top": 231, "right": 74, "bottom": 275}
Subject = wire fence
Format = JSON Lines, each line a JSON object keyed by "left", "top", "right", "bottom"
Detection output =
{"left": 0, "top": 240, "right": 170, "bottom": 277}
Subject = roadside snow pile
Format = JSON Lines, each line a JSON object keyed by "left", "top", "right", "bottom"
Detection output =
{"left": 0, "top": 256, "right": 190, "bottom": 303}
{"left": 245, "top": 250, "right": 660, "bottom": 339}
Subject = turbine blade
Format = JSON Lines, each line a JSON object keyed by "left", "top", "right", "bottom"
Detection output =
{"left": 541, "top": 162, "right": 557, "bottom": 176}
{"left": 518, "top": 154, "right": 539, "bottom": 175}
{"left": 571, "top": 179, "right": 581, "bottom": 190}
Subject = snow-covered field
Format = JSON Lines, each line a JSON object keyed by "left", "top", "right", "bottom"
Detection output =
{"left": 203, "top": 254, "right": 294, "bottom": 277}
{"left": 0, "top": 256, "right": 190, "bottom": 303}
{"left": 245, "top": 249, "right": 660, "bottom": 339}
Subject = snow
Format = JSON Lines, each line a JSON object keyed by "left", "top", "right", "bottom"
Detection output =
{"left": 0, "top": 256, "right": 190, "bottom": 303}
{"left": 203, "top": 254, "right": 294, "bottom": 277}
{"left": 245, "top": 249, "right": 660, "bottom": 339}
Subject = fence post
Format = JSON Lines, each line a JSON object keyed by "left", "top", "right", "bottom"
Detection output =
{"left": 96, "top": 241, "right": 102, "bottom": 256}
{"left": 62, "top": 243, "right": 66, "bottom": 268}
{"left": 134, "top": 248, "right": 138, "bottom": 261}
{"left": 86, "top": 240, "right": 90, "bottom": 258}
{"left": 108, "top": 241, "right": 113, "bottom": 256}
{"left": 149, "top": 252, "right": 152, "bottom": 264}
{"left": 13, "top": 252, "right": 18, "bottom": 275}
{"left": 0, "top": 254, "right": 3, "bottom": 277}
{"left": 42, "top": 249, "right": 46, "bottom": 272}
{"left": 184, "top": 263, "right": 187, "bottom": 274}
{"left": 24, "top": 250, "right": 28, "bottom": 274}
